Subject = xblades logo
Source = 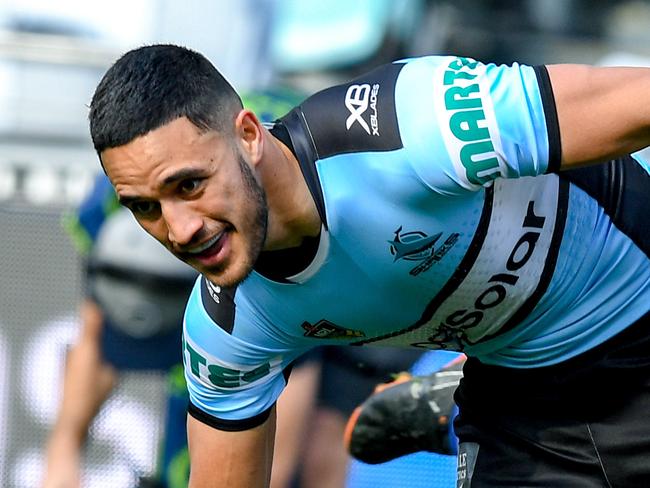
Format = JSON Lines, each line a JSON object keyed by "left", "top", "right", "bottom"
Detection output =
{"left": 345, "top": 83, "right": 380, "bottom": 135}
{"left": 389, "top": 226, "right": 460, "bottom": 276}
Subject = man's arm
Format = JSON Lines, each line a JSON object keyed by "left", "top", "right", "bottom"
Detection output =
{"left": 42, "top": 299, "right": 117, "bottom": 488}
{"left": 548, "top": 64, "right": 650, "bottom": 169}
{"left": 187, "top": 407, "right": 276, "bottom": 488}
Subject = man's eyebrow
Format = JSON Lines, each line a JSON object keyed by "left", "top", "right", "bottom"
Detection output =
{"left": 161, "top": 167, "right": 205, "bottom": 187}
{"left": 117, "top": 194, "right": 141, "bottom": 207}
{"left": 116, "top": 167, "right": 206, "bottom": 206}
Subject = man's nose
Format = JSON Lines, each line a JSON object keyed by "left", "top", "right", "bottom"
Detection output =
{"left": 162, "top": 202, "right": 203, "bottom": 246}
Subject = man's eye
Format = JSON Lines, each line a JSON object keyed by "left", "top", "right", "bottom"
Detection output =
{"left": 179, "top": 179, "right": 201, "bottom": 194}
{"left": 131, "top": 201, "right": 158, "bottom": 216}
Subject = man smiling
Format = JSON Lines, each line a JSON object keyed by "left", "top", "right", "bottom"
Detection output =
{"left": 100, "top": 116, "right": 288, "bottom": 287}
{"left": 91, "top": 45, "right": 649, "bottom": 487}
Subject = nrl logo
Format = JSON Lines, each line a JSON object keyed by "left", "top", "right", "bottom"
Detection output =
{"left": 388, "top": 226, "right": 460, "bottom": 276}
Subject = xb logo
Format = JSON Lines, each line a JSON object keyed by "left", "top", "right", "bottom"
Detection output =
{"left": 345, "top": 84, "right": 371, "bottom": 132}
{"left": 389, "top": 226, "right": 460, "bottom": 276}
{"left": 345, "top": 83, "right": 380, "bottom": 135}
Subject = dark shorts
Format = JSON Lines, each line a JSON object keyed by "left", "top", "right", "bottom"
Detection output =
{"left": 100, "top": 319, "right": 183, "bottom": 371}
{"left": 454, "top": 310, "right": 650, "bottom": 487}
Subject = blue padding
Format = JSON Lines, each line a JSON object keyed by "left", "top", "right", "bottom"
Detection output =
{"left": 347, "top": 451, "right": 457, "bottom": 488}
{"left": 411, "top": 350, "right": 463, "bottom": 376}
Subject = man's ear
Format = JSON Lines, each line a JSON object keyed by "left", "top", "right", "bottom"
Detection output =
{"left": 234, "top": 109, "right": 263, "bottom": 165}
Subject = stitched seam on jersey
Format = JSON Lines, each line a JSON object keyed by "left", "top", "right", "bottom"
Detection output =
{"left": 585, "top": 422, "right": 614, "bottom": 488}
{"left": 298, "top": 108, "right": 320, "bottom": 160}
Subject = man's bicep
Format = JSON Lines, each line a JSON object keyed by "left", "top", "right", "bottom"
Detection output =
{"left": 188, "top": 407, "right": 276, "bottom": 488}
{"left": 548, "top": 64, "right": 650, "bottom": 168}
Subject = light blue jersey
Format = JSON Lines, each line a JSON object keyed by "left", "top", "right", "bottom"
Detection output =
{"left": 183, "top": 56, "right": 650, "bottom": 426}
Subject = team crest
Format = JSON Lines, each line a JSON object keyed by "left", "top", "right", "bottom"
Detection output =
{"left": 389, "top": 226, "right": 460, "bottom": 276}
{"left": 302, "top": 320, "right": 366, "bottom": 339}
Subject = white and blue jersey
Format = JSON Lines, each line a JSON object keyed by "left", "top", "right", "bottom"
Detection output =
{"left": 182, "top": 56, "right": 650, "bottom": 429}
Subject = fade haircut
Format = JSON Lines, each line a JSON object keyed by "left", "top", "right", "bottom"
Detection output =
{"left": 89, "top": 44, "right": 243, "bottom": 155}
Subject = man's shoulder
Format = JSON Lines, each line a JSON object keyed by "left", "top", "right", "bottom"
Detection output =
{"left": 285, "top": 61, "right": 406, "bottom": 161}
{"left": 185, "top": 276, "right": 238, "bottom": 335}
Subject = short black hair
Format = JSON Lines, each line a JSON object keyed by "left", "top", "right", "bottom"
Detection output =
{"left": 89, "top": 44, "right": 242, "bottom": 155}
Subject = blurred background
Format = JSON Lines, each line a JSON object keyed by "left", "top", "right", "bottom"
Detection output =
{"left": 2, "top": 0, "right": 650, "bottom": 486}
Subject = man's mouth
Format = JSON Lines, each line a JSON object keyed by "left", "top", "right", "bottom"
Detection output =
{"left": 187, "top": 232, "right": 223, "bottom": 254}
{"left": 183, "top": 230, "right": 228, "bottom": 260}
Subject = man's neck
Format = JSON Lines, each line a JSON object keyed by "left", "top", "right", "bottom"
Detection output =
{"left": 259, "top": 128, "right": 321, "bottom": 251}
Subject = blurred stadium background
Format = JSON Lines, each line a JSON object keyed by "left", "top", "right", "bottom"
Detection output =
{"left": 1, "top": 0, "right": 650, "bottom": 486}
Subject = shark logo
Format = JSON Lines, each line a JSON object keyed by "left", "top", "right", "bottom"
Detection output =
{"left": 389, "top": 226, "right": 460, "bottom": 276}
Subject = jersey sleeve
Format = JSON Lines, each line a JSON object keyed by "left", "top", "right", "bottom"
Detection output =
{"left": 182, "top": 278, "right": 293, "bottom": 431}
{"left": 395, "top": 56, "right": 561, "bottom": 193}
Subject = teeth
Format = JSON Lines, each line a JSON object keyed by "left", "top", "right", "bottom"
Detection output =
{"left": 187, "top": 232, "right": 222, "bottom": 254}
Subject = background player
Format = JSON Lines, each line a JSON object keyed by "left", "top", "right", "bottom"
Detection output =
{"left": 41, "top": 181, "right": 197, "bottom": 488}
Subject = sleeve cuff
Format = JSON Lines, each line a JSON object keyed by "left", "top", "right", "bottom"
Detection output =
{"left": 533, "top": 65, "right": 562, "bottom": 173}
{"left": 187, "top": 401, "right": 273, "bottom": 432}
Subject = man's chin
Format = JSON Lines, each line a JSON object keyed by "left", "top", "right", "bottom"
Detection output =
{"left": 201, "top": 263, "right": 254, "bottom": 289}
{"left": 190, "top": 240, "right": 262, "bottom": 288}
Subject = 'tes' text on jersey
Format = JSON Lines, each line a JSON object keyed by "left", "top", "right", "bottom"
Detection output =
{"left": 183, "top": 336, "right": 272, "bottom": 389}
